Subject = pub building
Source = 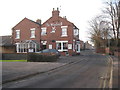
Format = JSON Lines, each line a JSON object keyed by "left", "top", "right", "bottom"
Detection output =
{"left": 12, "top": 8, "right": 80, "bottom": 56}
{"left": 40, "top": 8, "right": 80, "bottom": 56}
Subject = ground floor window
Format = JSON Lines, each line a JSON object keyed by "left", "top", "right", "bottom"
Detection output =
{"left": 16, "top": 40, "right": 39, "bottom": 53}
{"left": 56, "top": 41, "right": 68, "bottom": 52}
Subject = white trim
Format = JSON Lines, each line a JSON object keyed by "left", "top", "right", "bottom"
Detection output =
{"left": 56, "top": 41, "right": 68, "bottom": 52}
{"left": 41, "top": 27, "right": 47, "bottom": 35}
{"left": 15, "top": 30, "right": 20, "bottom": 39}
{"left": 30, "top": 28, "right": 35, "bottom": 30}
{"left": 56, "top": 41, "right": 68, "bottom": 42}
{"left": 16, "top": 30, "right": 20, "bottom": 31}
{"left": 61, "top": 26, "right": 68, "bottom": 28}
{"left": 61, "top": 35, "right": 68, "bottom": 37}
{"left": 76, "top": 44, "right": 80, "bottom": 53}
{"left": 61, "top": 26, "right": 68, "bottom": 37}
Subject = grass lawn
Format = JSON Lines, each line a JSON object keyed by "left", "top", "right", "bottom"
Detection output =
{"left": 0, "top": 60, "right": 27, "bottom": 62}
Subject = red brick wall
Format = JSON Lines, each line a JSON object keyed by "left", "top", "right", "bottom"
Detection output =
{"left": 114, "top": 51, "right": 120, "bottom": 57}
{"left": 12, "top": 18, "right": 41, "bottom": 44}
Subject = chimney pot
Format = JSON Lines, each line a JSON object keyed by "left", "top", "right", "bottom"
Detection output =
{"left": 36, "top": 19, "right": 41, "bottom": 25}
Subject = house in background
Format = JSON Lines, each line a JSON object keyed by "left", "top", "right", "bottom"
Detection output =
{"left": 84, "top": 41, "right": 93, "bottom": 50}
{"left": 41, "top": 8, "right": 80, "bottom": 56}
{"left": 80, "top": 40, "right": 84, "bottom": 50}
{"left": 0, "top": 36, "right": 15, "bottom": 53}
{"left": 12, "top": 18, "right": 41, "bottom": 53}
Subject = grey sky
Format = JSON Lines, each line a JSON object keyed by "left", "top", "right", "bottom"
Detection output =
{"left": 0, "top": 0, "right": 104, "bottom": 42}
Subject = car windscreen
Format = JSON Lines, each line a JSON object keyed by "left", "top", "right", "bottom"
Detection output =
{"left": 50, "top": 49, "right": 57, "bottom": 53}
{"left": 42, "top": 49, "right": 49, "bottom": 53}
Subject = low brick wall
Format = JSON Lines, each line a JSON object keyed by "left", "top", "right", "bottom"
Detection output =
{"left": 114, "top": 51, "right": 120, "bottom": 57}
{"left": 2, "top": 53, "right": 27, "bottom": 60}
{"left": 96, "top": 47, "right": 105, "bottom": 53}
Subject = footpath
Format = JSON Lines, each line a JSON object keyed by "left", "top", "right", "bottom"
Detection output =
{"left": 1, "top": 54, "right": 85, "bottom": 85}
{"left": 110, "top": 55, "right": 119, "bottom": 88}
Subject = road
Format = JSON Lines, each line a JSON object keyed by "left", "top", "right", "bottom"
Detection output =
{"left": 3, "top": 50, "right": 111, "bottom": 88}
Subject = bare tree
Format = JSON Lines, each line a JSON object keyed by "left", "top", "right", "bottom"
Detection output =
{"left": 88, "top": 15, "right": 111, "bottom": 48}
{"left": 103, "top": 0, "right": 120, "bottom": 39}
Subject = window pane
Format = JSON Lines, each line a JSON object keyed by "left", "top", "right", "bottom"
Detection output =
{"left": 16, "top": 31, "right": 20, "bottom": 39}
{"left": 56, "top": 43, "right": 61, "bottom": 50}
{"left": 62, "top": 28, "right": 67, "bottom": 36}
{"left": 63, "top": 42, "right": 68, "bottom": 49}
{"left": 31, "top": 30, "right": 35, "bottom": 38}
{"left": 41, "top": 28, "right": 46, "bottom": 35}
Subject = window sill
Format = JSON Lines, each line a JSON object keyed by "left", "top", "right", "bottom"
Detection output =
{"left": 15, "top": 38, "right": 20, "bottom": 39}
{"left": 50, "top": 31, "right": 55, "bottom": 33}
{"left": 61, "top": 35, "right": 68, "bottom": 37}
{"left": 30, "top": 37, "right": 35, "bottom": 38}
{"left": 58, "top": 49, "right": 68, "bottom": 52}
{"left": 41, "top": 34, "right": 47, "bottom": 36}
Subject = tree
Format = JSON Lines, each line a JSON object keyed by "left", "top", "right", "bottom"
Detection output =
{"left": 103, "top": 0, "right": 120, "bottom": 39}
{"left": 88, "top": 15, "right": 111, "bottom": 48}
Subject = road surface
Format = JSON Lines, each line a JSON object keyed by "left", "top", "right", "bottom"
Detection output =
{"left": 3, "top": 50, "right": 111, "bottom": 88}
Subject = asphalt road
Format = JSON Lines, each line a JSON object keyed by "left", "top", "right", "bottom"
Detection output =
{"left": 3, "top": 50, "right": 111, "bottom": 88}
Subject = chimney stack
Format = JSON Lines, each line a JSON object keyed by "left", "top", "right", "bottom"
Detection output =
{"left": 52, "top": 8, "right": 60, "bottom": 17}
{"left": 36, "top": 19, "right": 41, "bottom": 25}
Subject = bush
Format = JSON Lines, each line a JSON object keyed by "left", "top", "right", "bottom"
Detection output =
{"left": 27, "top": 53, "right": 59, "bottom": 62}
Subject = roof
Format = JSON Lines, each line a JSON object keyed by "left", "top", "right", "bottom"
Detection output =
{"left": 12, "top": 17, "right": 41, "bottom": 29}
{"left": 42, "top": 16, "right": 79, "bottom": 30}
{"left": 0, "top": 36, "right": 13, "bottom": 46}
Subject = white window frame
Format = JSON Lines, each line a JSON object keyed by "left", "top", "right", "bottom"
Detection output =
{"left": 61, "top": 26, "right": 68, "bottom": 37}
{"left": 15, "top": 30, "right": 20, "bottom": 39}
{"left": 41, "top": 27, "right": 47, "bottom": 35}
{"left": 56, "top": 41, "right": 68, "bottom": 52}
{"left": 49, "top": 44, "right": 52, "bottom": 49}
{"left": 74, "top": 29, "right": 79, "bottom": 36}
{"left": 30, "top": 28, "right": 36, "bottom": 38}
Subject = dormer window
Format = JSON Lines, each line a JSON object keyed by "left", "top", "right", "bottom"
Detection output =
{"left": 30, "top": 28, "right": 35, "bottom": 38}
{"left": 15, "top": 30, "right": 20, "bottom": 39}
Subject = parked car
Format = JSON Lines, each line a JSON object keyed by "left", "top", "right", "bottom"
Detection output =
{"left": 36, "top": 49, "right": 61, "bottom": 56}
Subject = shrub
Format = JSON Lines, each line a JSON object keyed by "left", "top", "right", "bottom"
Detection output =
{"left": 27, "top": 53, "right": 59, "bottom": 62}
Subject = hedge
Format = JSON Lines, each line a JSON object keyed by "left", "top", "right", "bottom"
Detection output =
{"left": 27, "top": 53, "right": 59, "bottom": 62}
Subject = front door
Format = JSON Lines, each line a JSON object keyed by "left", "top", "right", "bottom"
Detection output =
{"left": 76, "top": 44, "right": 80, "bottom": 53}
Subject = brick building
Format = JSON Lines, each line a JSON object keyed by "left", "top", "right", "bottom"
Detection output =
{"left": 12, "top": 18, "right": 41, "bottom": 53}
{"left": 0, "top": 36, "right": 15, "bottom": 53}
{"left": 12, "top": 8, "right": 80, "bottom": 56}
{"left": 40, "top": 8, "right": 80, "bottom": 56}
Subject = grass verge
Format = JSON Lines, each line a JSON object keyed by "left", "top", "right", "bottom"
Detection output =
{"left": 0, "top": 60, "right": 27, "bottom": 62}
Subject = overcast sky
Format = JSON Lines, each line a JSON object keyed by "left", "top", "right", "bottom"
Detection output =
{"left": 0, "top": 0, "right": 104, "bottom": 42}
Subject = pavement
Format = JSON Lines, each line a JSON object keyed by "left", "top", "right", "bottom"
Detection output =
{"left": 1, "top": 54, "right": 85, "bottom": 85}
{"left": 110, "top": 55, "right": 119, "bottom": 88}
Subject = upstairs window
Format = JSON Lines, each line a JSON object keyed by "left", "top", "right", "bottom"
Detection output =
{"left": 30, "top": 28, "right": 35, "bottom": 38}
{"left": 74, "top": 29, "right": 79, "bottom": 36}
{"left": 41, "top": 27, "right": 47, "bottom": 35}
{"left": 61, "top": 26, "right": 68, "bottom": 37}
{"left": 16, "top": 30, "right": 20, "bottom": 39}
